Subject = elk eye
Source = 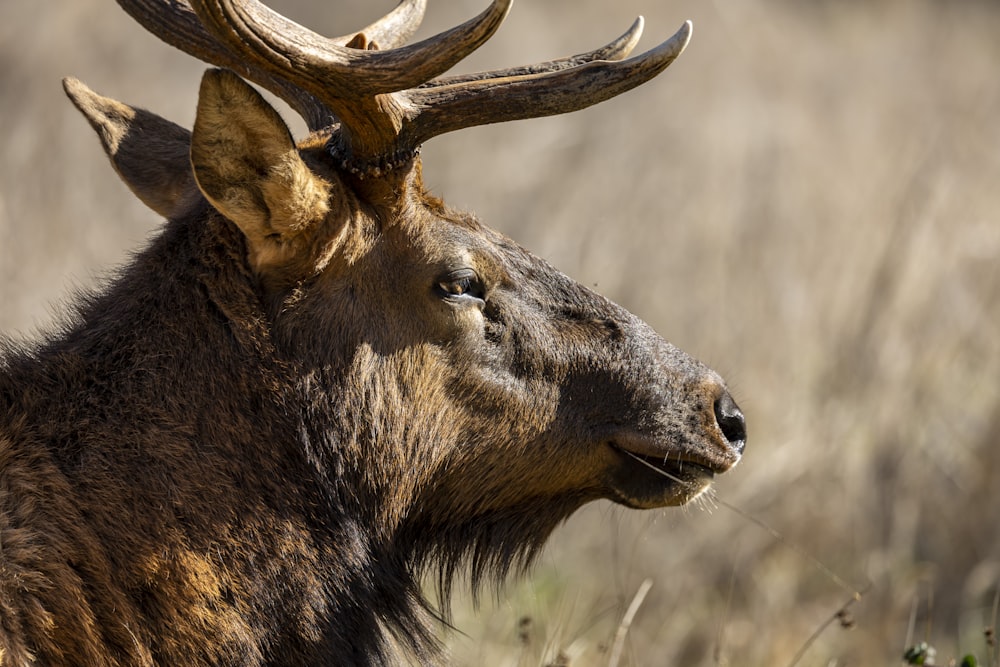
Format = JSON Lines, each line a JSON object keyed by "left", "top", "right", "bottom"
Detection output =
{"left": 440, "top": 278, "right": 471, "bottom": 296}
{"left": 437, "top": 271, "right": 484, "bottom": 301}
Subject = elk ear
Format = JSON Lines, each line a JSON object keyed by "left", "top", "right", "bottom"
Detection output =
{"left": 190, "top": 69, "right": 331, "bottom": 269}
{"left": 63, "top": 77, "right": 197, "bottom": 219}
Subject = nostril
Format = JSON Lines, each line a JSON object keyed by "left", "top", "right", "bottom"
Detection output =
{"left": 713, "top": 392, "right": 747, "bottom": 454}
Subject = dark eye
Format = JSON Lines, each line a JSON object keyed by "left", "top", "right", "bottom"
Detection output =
{"left": 440, "top": 277, "right": 472, "bottom": 296}
{"left": 436, "top": 270, "right": 485, "bottom": 302}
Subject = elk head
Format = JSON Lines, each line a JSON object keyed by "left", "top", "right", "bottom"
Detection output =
{"left": 67, "top": 0, "right": 745, "bottom": 619}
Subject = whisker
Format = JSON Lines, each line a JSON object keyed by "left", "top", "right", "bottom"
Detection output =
{"left": 710, "top": 494, "right": 862, "bottom": 598}
{"left": 618, "top": 450, "right": 863, "bottom": 597}
{"left": 624, "top": 448, "right": 872, "bottom": 666}
{"left": 618, "top": 449, "right": 700, "bottom": 488}
{"left": 697, "top": 488, "right": 720, "bottom": 514}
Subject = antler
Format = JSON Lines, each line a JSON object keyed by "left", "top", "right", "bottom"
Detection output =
{"left": 116, "top": 0, "right": 692, "bottom": 176}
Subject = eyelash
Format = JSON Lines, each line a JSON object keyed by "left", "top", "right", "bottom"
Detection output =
{"left": 439, "top": 276, "right": 474, "bottom": 296}
{"left": 437, "top": 272, "right": 485, "bottom": 302}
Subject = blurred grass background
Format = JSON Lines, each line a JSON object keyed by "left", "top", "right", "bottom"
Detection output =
{"left": 2, "top": 0, "right": 999, "bottom": 665}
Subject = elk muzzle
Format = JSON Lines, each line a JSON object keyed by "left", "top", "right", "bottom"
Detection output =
{"left": 597, "top": 345, "right": 746, "bottom": 509}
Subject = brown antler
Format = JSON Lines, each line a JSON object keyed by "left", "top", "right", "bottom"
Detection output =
{"left": 115, "top": 0, "right": 427, "bottom": 129}
{"left": 116, "top": 0, "right": 691, "bottom": 176}
{"left": 405, "top": 20, "right": 691, "bottom": 149}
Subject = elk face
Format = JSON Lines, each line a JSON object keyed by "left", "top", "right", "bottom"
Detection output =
{"left": 69, "top": 0, "right": 746, "bottom": 563}
{"left": 211, "top": 107, "right": 747, "bottom": 522}
{"left": 365, "top": 211, "right": 747, "bottom": 514}
{"left": 253, "top": 174, "right": 745, "bottom": 559}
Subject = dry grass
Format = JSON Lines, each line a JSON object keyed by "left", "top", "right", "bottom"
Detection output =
{"left": 3, "top": 0, "right": 999, "bottom": 665}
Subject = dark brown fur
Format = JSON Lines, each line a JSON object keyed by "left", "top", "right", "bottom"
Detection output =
{"left": 0, "top": 47, "right": 744, "bottom": 667}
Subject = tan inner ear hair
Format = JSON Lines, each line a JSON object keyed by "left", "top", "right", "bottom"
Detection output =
{"left": 190, "top": 69, "right": 332, "bottom": 271}
{"left": 260, "top": 152, "right": 331, "bottom": 238}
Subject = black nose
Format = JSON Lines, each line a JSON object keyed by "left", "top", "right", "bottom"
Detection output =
{"left": 714, "top": 392, "right": 747, "bottom": 454}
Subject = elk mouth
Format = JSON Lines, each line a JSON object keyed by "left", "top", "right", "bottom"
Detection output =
{"left": 605, "top": 440, "right": 722, "bottom": 509}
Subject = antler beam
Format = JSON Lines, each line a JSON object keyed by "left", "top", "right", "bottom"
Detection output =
{"left": 187, "top": 0, "right": 511, "bottom": 97}
{"left": 406, "top": 20, "right": 692, "bottom": 149}
{"left": 421, "top": 17, "right": 645, "bottom": 87}
{"left": 116, "top": 0, "right": 692, "bottom": 176}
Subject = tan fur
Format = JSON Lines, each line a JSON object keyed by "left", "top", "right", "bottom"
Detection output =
{"left": 62, "top": 77, "right": 197, "bottom": 220}
{"left": 190, "top": 71, "right": 333, "bottom": 273}
{"left": 0, "top": 38, "right": 744, "bottom": 667}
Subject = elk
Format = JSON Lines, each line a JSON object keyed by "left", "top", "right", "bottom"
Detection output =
{"left": 0, "top": 0, "right": 746, "bottom": 664}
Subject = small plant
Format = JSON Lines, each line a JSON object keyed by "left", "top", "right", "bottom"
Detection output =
{"left": 903, "top": 642, "right": 937, "bottom": 666}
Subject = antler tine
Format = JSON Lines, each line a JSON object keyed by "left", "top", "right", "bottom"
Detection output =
{"left": 189, "top": 0, "right": 511, "bottom": 98}
{"left": 117, "top": 1, "right": 692, "bottom": 176}
{"left": 331, "top": 0, "right": 427, "bottom": 49}
{"left": 116, "top": 0, "right": 332, "bottom": 129}
{"left": 406, "top": 21, "right": 693, "bottom": 148}
{"left": 423, "top": 17, "right": 644, "bottom": 88}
